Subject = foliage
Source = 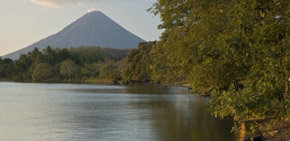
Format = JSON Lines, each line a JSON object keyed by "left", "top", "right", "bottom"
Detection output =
{"left": 60, "top": 59, "right": 79, "bottom": 82}
{"left": 99, "top": 62, "right": 121, "bottom": 83}
{"left": 151, "top": 0, "right": 290, "bottom": 137}
{"left": 121, "top": 42, "right": 156, "bottom": 84}
{"left": 69, "top": 47, "right": 130, "bottom": 65}
{"left": 0, "top": 46, "right": 129, "bottom": 83}
{"left": 0, "top": 58, "right": 14, "bottom": 79}
{"left": 81, "top": 62, "right": 103, "bottom": 78}
{"left": 32, "top": 63, "right": 54, "bottom": 82}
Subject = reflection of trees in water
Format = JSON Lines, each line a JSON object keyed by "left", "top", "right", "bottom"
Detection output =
{"left": 125, "top": 86, "right": 172, "bottom": 94}
{"left": 124, "top": 89, "right": 235, "bottom": 141}
{"left": 151, "top": 97, "right": 234, "bottom": 141}
{"left": 125, "top": 85, "right": 191, "bottom": 95}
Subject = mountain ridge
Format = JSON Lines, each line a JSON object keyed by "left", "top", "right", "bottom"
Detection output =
{"left": 3, "top": 11, "right": 145, "bottom": 60}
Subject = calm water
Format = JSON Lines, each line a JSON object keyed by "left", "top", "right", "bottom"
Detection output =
{"left": 0, "top": 82, "right": 234, "bottom": 141}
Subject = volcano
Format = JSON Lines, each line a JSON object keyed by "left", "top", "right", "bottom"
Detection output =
{"left": 3, "top": 11, "right": 145, "bottom": 60}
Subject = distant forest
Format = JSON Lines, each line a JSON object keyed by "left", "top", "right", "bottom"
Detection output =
{"left": 0, "top": 46, "right": 130, "bottom": 83}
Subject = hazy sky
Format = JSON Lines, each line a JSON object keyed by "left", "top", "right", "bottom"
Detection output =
{"left": 0, "top": 0, "right": 162, "bottom": 56}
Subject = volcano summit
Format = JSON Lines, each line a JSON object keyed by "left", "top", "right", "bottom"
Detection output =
{"left": 3, "top": 11, "right": 145, "bottom": 60}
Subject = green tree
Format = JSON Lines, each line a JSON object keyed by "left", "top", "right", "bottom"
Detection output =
{"left": 28, "top": 48, "right": 43, "bottom": 64}
{"left": 60, "top": 59, "right": 79, "bottom": 82}
{"left": 69, "top": 47, "right": 129, "bottom": 65}
{"left": 0, "top": 58, "right": 14, "bottom": 79}
{"left": 122, "top": 42, "right": 156, "bottom": 83}
{"left": 0, "top": 46, "right": 129, "bottom": 83}
{"left": 13, "top": 54, "right": 33, "bottom": 80}
{"left": 151, "top": 0, "right": 289, "bottom": 138}
{"left": 32, "top": 63, "right": 53, "bottom": 82}
{"left": 99, "top": 62, "right": 121, "bottom": 82}
{"left": 81, "top": 62, "right": 103, "bottom": 78}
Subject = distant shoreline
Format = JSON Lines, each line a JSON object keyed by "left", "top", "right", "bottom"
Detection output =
{"left": 0, "top": 80, "right": 193, "bottom": 91}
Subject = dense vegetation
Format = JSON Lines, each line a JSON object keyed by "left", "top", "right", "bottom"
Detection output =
{"left": 121, "top": 41, "right": 157, "bottom": 84}
{"left": 0, "top": 46, "right": 129, "bottom": 83}
{"left": 123, "top": 0, "right": 289, "bottom": 139}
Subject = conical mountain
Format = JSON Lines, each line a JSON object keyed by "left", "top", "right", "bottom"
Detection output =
{"left": 3, "top": 11, "right": 145, "bottom": 60}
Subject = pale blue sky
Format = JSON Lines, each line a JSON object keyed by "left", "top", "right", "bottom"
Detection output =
{"left": 0, "top": 0, "right": 162, "bottom": 56}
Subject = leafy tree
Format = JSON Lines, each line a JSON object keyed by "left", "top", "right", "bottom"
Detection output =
{"left": 122, "top": 42, "right": 156, "bottom": 83}
{"left": 2, "top": 58, "right": 13, "bottom": 64}
{"left": 99, "top": 62, "right": 121, "bottom": 82}
{"left": 32, "top": 63, "right": 53, "bottom": 82}
{"left": 60, "top": 59, "right": 79, "bottom": 82}
{"left": 55, "top": 49, "right": 71, "bottom": 63}
{"left": 0, "top": 58, "right": 2, "bottom": 76}
{"left": 0, "top": 58, "right": 14, "bottom": 79}
{"left": 28, "top": 48, "right": 43, "bottom": 64}
{"left": 0, "top": 46, "right": 129, "bottom": 83}
{"left": 151, "top": 0, "right": 289, "bottom": 138}
{"left": 81, "top": 62, "right": 103, "bottom": 78}
{"left": 69, "top": 47, "right": 129, "bottom": 65}
{"left": 13, "top": 54, "right": 33, "bottom": 80}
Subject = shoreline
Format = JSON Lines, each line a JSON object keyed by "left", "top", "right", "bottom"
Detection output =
{"left": 0, "top": 80, "right": 193, "bottom": 90}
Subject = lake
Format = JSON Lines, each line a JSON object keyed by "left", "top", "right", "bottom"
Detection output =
{"left": 0, "top": 82, "right": 234, "bottom": 141}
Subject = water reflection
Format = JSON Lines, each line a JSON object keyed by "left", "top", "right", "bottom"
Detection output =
{"left": 0, "top": 83, "right": 234, "bottom": 141}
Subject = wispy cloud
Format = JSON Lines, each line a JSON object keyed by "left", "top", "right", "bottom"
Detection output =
{"left": 87, "top": 8, "right": 97, "bottom": 13}
{"left": 24, "top": 0, "right": 92, "bottom": 8}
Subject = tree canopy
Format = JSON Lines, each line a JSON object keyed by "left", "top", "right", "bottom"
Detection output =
{"left": 0, "top": 46, "right": 130, "bottom": 83}
{"left": 147, "top": 0, "right": 289, "bottom": 138}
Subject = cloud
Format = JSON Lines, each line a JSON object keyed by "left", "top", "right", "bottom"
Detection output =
{"left": 87, "top": 8, "right": 97, "bottom": 13}
{"left": 24, "top": 0, "right": 90, "bottom": 8}
{"left": 25, "top": 0, "right": 60, "bottom": 8}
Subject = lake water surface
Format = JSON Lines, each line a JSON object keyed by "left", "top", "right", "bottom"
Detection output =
{"left": 0, "top": 82, "right": 234, "bottom": 141}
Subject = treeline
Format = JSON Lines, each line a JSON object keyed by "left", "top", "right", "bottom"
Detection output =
{"left": 0, "top": 46, "right": 130, "bottom": 83}
{"left": 122, "top": 0, "right": 289, "bottom": 139}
